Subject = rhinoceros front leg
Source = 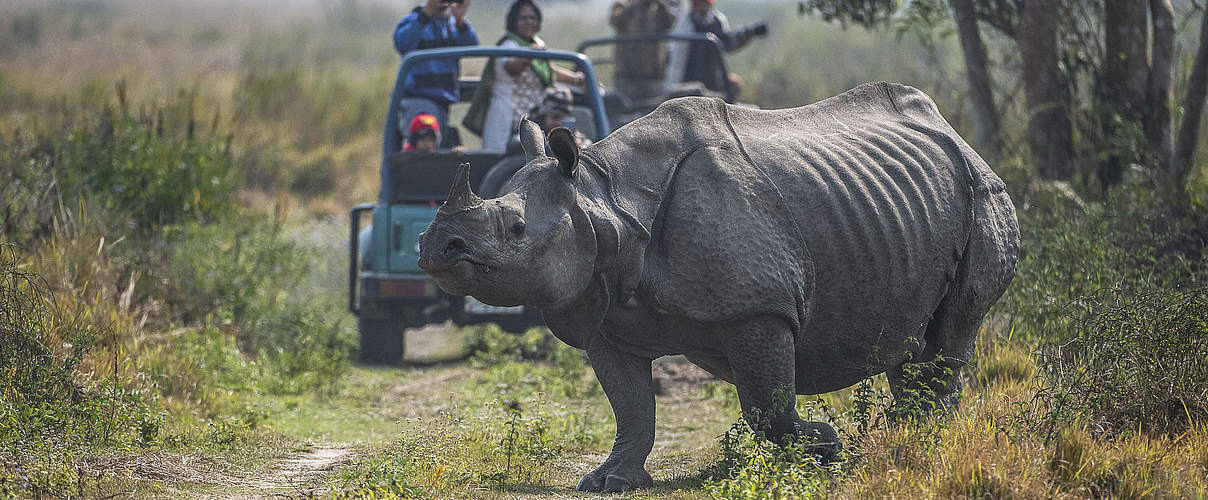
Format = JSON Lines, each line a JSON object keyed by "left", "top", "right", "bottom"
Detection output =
{"left": 727, "top": 316, "right": 840, "bottom": 461}
{"left": 578, "top": 335, "right": 655, "bottom": 493}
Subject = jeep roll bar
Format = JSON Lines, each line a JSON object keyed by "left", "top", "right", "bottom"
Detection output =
{"left": 574, "top": 32, "right": 734, "bottom": 103}
{"left": 381, "top": 46, "right": 609, "bottom": 204}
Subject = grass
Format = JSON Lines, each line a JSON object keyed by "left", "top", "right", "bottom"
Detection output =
{"left": 3, "top": 0, "right": 1208, "bottom": 498}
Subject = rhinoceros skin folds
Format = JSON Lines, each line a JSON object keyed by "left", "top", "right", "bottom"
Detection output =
{"left": 418, "top": 81, "right": 1020, "bottom": 493}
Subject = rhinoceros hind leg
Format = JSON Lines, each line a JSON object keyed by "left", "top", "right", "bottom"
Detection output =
{"left": 887, "top": 271, "right": 982, "bottom": 414}
{"left": 578, "top": 335, "right": 655, "bottom": 493}
{"left": 889, "top": 192, "right": 1017, "bottom": 414}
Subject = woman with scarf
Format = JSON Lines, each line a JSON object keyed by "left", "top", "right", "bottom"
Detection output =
{"left": 467, "top": 0, "right": 585, "bottom": 151}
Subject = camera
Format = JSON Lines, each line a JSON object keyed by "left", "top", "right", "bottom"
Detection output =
{"left": 746, "top": 21, "right": 769, "bottom": 38}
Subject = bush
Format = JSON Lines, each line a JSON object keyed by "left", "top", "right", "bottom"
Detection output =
{"left": 464, "top": 324, "right": 585, "bottom": 372}
{"left": 701, "top": 419, "right": 841, "bottom": 500}
{"left": 52, "top": 105, "right": 235, "bottom": 230}
{"left": 154, "top": 219, "right": 356, "bottom": 394}
{"left": 332, "top": 400, "right": 565, "bottom": 497}
{"left": 1001, "top": 190, "right": 1206, "bottom": 342}
{"left": 0, "top": 244, "right": 158, "bottom": 496}
{"left": 1037, "top": 286, "right": 1208, "bottom": 436}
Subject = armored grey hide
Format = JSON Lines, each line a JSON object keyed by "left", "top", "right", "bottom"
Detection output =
{"left": 566, "top": 82, "right": 1018, "bottom": 386}
{"left": 418, "top": 81, "right": 1020, "bottom": 493}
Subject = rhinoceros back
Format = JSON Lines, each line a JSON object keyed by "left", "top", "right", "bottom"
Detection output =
{"left": 727, "top": 82, "right": 985, "bottom": 377}
{"left": 581, "top": 82, "right": 996, "bottom": 377}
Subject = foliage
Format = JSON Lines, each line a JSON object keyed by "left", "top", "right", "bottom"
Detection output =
{"left": 702, "top": 420, "right": 840, "bottom": 499}
{"left": 1000, "top": 189, "right": 1206, "bottom": 342}
{"left": 50, "top": 102, "right": 235, "bottom": 230}
{"left": 0, "top": 244, "right": 157, "bottom": 497}
{"left": 153, "top": 218, "right": 356, "bottom": 395}
{"left": 1037, "top": 286, "right": 1208, "bottom": 436}
{"left": 331, "top": 400, "right": 565, "bottom": 498}
{"left": 0, "top": 67, "right": 354, "bottom": 495}
{"left": 465, "top": 324, "right": 583, "bottom": 369}
{"left": 801, "top": 0, "right": 898, "bottom": 28}
{"left": 697, "top": 352, "right": 955, "bottom": 499}
{"left": 464, "top": 325, "right": 606, "bottom": 448}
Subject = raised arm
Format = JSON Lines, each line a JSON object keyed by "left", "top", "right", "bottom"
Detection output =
{"left": 652, "top": 0, "right": 674, "bottom": 31}
{"left": 393, "top": 11, "right": 431, "bottom": 55}
{"left": 452, "top": 1, "right": 478, "bottom": 46}
{"left": 609, "top": 2, "right": 630, "bottom": 31}
{"left": 454, "top": 20, "right": 479, "bottom": 46}
{"left": 715, "top": 12, "right": 765, "bottom": 52}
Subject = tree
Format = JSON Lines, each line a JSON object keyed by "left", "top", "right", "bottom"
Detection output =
{"left": 1016, "top": 0, "right": 1075, "bottom": 179}
{"left": 804, "top": 0, "right": 1076, "bottom": 179}
{"left": 1099, "top": 0, "right": 1174, "bottom": 186}
{"left": 951, "top": 0, "right": 1000, "bottom": 157}
{"left": 1147, "top": 0, "right": 1174, "bottom": 178}
{"left": 802, "top": 0, "right": 1205, "bottom": 187}
{"left": 1175, "top": 6, "right": 1208, "bottom": 181}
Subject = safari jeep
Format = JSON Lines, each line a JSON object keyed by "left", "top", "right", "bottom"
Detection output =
{"left": 349, "top": 46, "right": 611, "bottom": 364}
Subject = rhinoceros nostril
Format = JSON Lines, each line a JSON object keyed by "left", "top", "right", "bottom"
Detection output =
{"left": 444, "top": 236, "right": 468, "bottom": 256}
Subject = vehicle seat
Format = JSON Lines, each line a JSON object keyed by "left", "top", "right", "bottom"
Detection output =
{"left": 385, "top": 151, "right": 500, "bottom": 204}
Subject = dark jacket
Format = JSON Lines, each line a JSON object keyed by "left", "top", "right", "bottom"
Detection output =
{"left": 393, "top": 7, "right": 480, "bottom": 105}
{"left": 683, "top": 10, "right": 752, "bottom": 93}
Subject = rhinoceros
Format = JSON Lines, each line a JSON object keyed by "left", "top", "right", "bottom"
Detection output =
{"left": 418, "top": 81, "right": 1019, "bottom": 492}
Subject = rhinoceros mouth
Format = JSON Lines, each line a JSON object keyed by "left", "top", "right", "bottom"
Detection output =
{"left": 419, "top": 238, "right": 491, "bottom": 275}
{"left": 420, "top": 251, "right": 486, "bottom": 274}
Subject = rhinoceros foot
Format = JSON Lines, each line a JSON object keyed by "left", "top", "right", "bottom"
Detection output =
{"left": 576, "top": 460, "right": 653, "bottom": 493}
{"left": 795, "top": 420, "right": 842, "bottom": 464}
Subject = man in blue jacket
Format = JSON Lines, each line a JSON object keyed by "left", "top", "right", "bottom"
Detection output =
{"left": 394, "top": 0, "right": 479, "bottom": 148}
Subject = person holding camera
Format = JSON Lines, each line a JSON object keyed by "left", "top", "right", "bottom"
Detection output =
{"left": 393, "top": 0, "right": 479, "bottom": 148}
{"left": 680, "top": 0, "right": 767, "bottom": 97}
{"left": 609, "top": 0, "right": 676, "bottom": 102}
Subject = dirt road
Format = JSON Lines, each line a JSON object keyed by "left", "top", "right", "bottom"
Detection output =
{"left": 190, "top": 323, "right": 730, "bottom": 499}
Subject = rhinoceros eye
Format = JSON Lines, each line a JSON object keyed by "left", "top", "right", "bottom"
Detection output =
{"left": 510, "top": 220, "right": 526, "bottom": 238}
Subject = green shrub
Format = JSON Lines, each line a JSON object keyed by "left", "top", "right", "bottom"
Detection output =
{"left": 1001, "top": 191, "right": 1206, "bottom": 343}
{"left": 465, "top": 324, "right": 586, "bottom": 372}
{"left": 0, "top": 244, "right": 157, "bottom": 496}
{"left": 1037, "top": 286, "right": 1208, "bottom": 436}
{"left": 332, "top": 400, "right": 565, "bottom": 497}
{"left": 52, "top": 106, "right": 234, "bottom": 230}
{"left": 701, "top": 419, "right": 841, "bottom": 500}
{"left": 138, "top": 327, "right": 260, "bottom": 401}
{"left": 154, "top": 219, "right": 355, "bottom": 394}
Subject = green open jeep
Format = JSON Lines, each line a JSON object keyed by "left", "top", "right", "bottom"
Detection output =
{"left": 349, "top": 46, "right": 611, "bottom": 364}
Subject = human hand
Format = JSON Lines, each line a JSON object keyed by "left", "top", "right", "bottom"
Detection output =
{"left": 751, "top": 22, "right": 769, "bottom": 37}
{"left": 451, "top": 0, "right": 470, "bottom": 25}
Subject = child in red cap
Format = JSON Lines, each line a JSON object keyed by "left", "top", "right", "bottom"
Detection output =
{"left": 404, "top": 113, "right": 441, "bottom": 153}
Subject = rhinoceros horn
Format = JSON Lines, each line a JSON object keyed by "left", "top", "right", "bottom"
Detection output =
{"left": 442, "top": 162, "right": 483, "bottom": 213}
{"left": 519, "top": 118, "right": 546, "bottom": 162}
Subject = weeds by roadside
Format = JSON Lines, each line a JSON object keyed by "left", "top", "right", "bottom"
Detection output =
{"left": 0, "top": 75, "right": 356, "bottom": 495}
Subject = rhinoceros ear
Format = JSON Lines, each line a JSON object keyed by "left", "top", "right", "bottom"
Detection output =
{"left": 548, "top": 127, "right": 579, "bottom": 177}
{"left": 519, "top": 118, "right": 546, "bottom": 162}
